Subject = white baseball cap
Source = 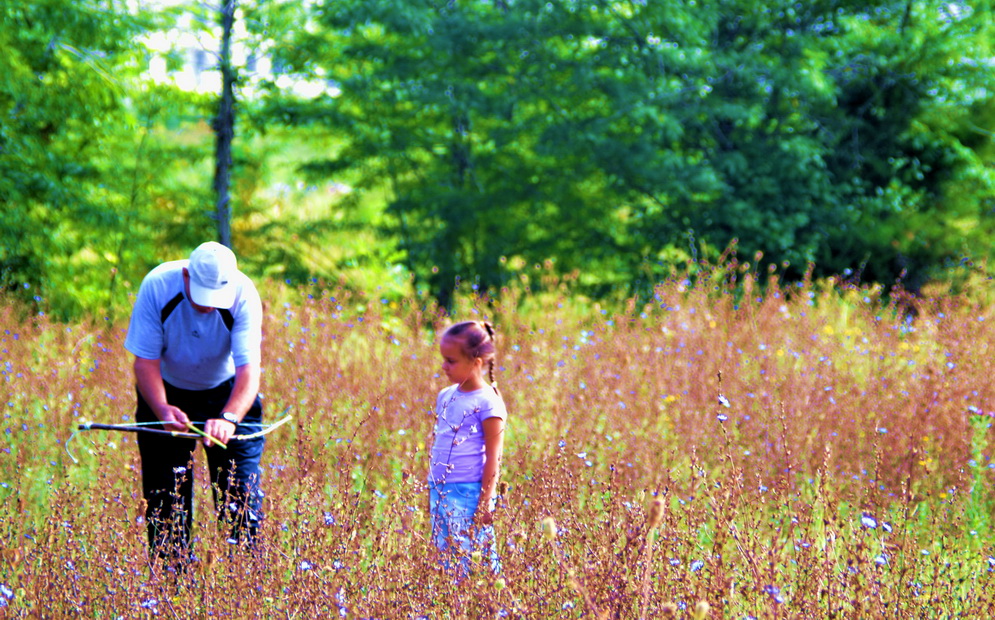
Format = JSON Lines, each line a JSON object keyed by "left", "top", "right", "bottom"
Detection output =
{"left": 187, "top": 242, "right": 238, "bottom": 309}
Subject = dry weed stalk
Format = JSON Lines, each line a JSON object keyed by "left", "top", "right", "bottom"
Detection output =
{"left": 3, "top": 272, "right": 995, "bottom": 615}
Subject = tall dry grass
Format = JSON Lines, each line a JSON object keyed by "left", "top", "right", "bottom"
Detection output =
{"left": 3, "top": 266, "right": 995, "bottom": 617}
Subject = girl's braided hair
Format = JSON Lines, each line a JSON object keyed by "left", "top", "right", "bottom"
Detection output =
{"left": 444, "top": 320, "right": 499, "bottom": 389}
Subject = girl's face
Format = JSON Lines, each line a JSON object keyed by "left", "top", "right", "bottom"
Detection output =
{"left": 440, "top": 336, "right": 484, "bottom": 389}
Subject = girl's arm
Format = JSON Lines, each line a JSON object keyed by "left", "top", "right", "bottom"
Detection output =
{"left": 477, "top": 416, "right": 506, "bottom": 526}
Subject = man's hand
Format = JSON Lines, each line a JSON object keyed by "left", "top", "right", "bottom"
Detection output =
{"left": 204, "top": 418, "right": 236, "bottom": 446}
{"left": 134, "top": 357, "right": 190, "bottom": 432}
{"left": 157, "top": 404, "right": 191, "bottom": 433}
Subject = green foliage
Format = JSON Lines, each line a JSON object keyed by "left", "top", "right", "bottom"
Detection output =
{"left": 256, "top": 0, "right": 995, "bottom": 305}
{"left": 3, "top": 0, "right": 994, "bottom": 320}
{"left": 1, "top": 0, "right": 141, "bottom": 316}
{"left": 0, "top": 0, "right": 222, "bottom": 319}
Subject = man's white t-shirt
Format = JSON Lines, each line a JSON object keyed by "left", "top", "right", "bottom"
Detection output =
{"left": 124, "top": 260, "right": 262, "bottom": 390}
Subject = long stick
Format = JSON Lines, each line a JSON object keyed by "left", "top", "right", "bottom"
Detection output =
{"left": 234, "top": 415, "right": 292, "bottom": 440}
{"left": 77, "top": 423, "right": 199, "bottom": 439}
{"left": 68, "top": 411, "right": 293, "bottom": 465}
{"left": 76, "top": 414, "right": 294, "bottom": 441}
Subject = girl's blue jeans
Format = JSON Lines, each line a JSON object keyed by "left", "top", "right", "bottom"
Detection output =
{"left": 429, "top": 481, "right": 501, "bottom": 576}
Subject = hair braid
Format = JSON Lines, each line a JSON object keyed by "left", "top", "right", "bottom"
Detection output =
{"left": 481, "top": 321, "right": 499, "bottom": 392}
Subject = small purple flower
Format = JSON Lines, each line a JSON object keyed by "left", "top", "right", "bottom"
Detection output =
{"left": 763, "top": 584, "right": 784, "bottom": 603}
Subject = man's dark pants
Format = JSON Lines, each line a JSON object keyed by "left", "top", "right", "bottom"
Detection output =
{"left": 135, "top": 378, "right": 265, "bottom": 565}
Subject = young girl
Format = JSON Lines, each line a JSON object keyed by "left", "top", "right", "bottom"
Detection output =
{"left": 428, "top": 320, "right": 507, "bottom": 574}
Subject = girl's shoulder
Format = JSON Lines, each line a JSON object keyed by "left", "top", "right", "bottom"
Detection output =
{"left": 470, "top": 386, "right": 507, "bottom": 419}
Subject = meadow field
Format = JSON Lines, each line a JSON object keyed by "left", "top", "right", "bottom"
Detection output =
{"left": 3, "top": 266, "right": 995, "bottom": 618}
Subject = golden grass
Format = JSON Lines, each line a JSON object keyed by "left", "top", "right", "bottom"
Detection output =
{"left": 2, "top": 268, "right": 995, "bottom": 617}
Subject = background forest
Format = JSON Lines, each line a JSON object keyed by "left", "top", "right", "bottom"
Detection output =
{"left": 1, "top": 0, "right": 994, "bottom": 318}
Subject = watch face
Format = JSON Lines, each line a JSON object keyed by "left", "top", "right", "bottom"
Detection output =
{"left": 222, "top": 412, "right": 238, "bottom": 424}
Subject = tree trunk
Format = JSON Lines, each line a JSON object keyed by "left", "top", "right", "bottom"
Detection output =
{"left": 213, "top": 0, "right": 236, "bottom": 248}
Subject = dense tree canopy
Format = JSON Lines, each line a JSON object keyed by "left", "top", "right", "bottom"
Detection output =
{"left": 258, "top": 0, "right": 994, "bottom": 302}
{"left": 0, "top": 0, "right": 213, "bottom": 318}
{"left": 1, "top": 0, "right": 993, "bottom": 317}
{"left": 1, "top": 0, "right": 144, "bottom": 315}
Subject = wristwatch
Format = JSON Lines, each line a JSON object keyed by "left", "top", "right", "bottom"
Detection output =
{"left": 220, "top": 411, "right": 239, "bottom": 425}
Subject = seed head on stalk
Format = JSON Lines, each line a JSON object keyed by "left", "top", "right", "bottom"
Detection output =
{"left": 541, "top": 517, "right": 557, "bottom": 542}
{"left": 646, "top": 497, "right": 665, "bottom": 531}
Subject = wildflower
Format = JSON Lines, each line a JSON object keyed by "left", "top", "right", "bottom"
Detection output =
{"left": 874, "top": 554, "right": 888, "bottom": 566}
{"left": 494, "top": 577, "right": 507, "bottom": 590}
{"left": 716, "top": 413, "right": 728, "bottom": 423}
{"left": 860, "top": 515, "right": 877, "bottom": 529}
{"left": 661, "top": 602, "right": 678, "bottom": 617}
{"left": 298, "top": 560, "right": 313, "bottom": 571}
{"left": 764, "top": 585, "right": 784, "bottom": 603}
{"left": 718, "top": 394, "right": 731, "bottom": 408}
{"left": 690, "top": 559, "right": 704, "bottom": 572}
